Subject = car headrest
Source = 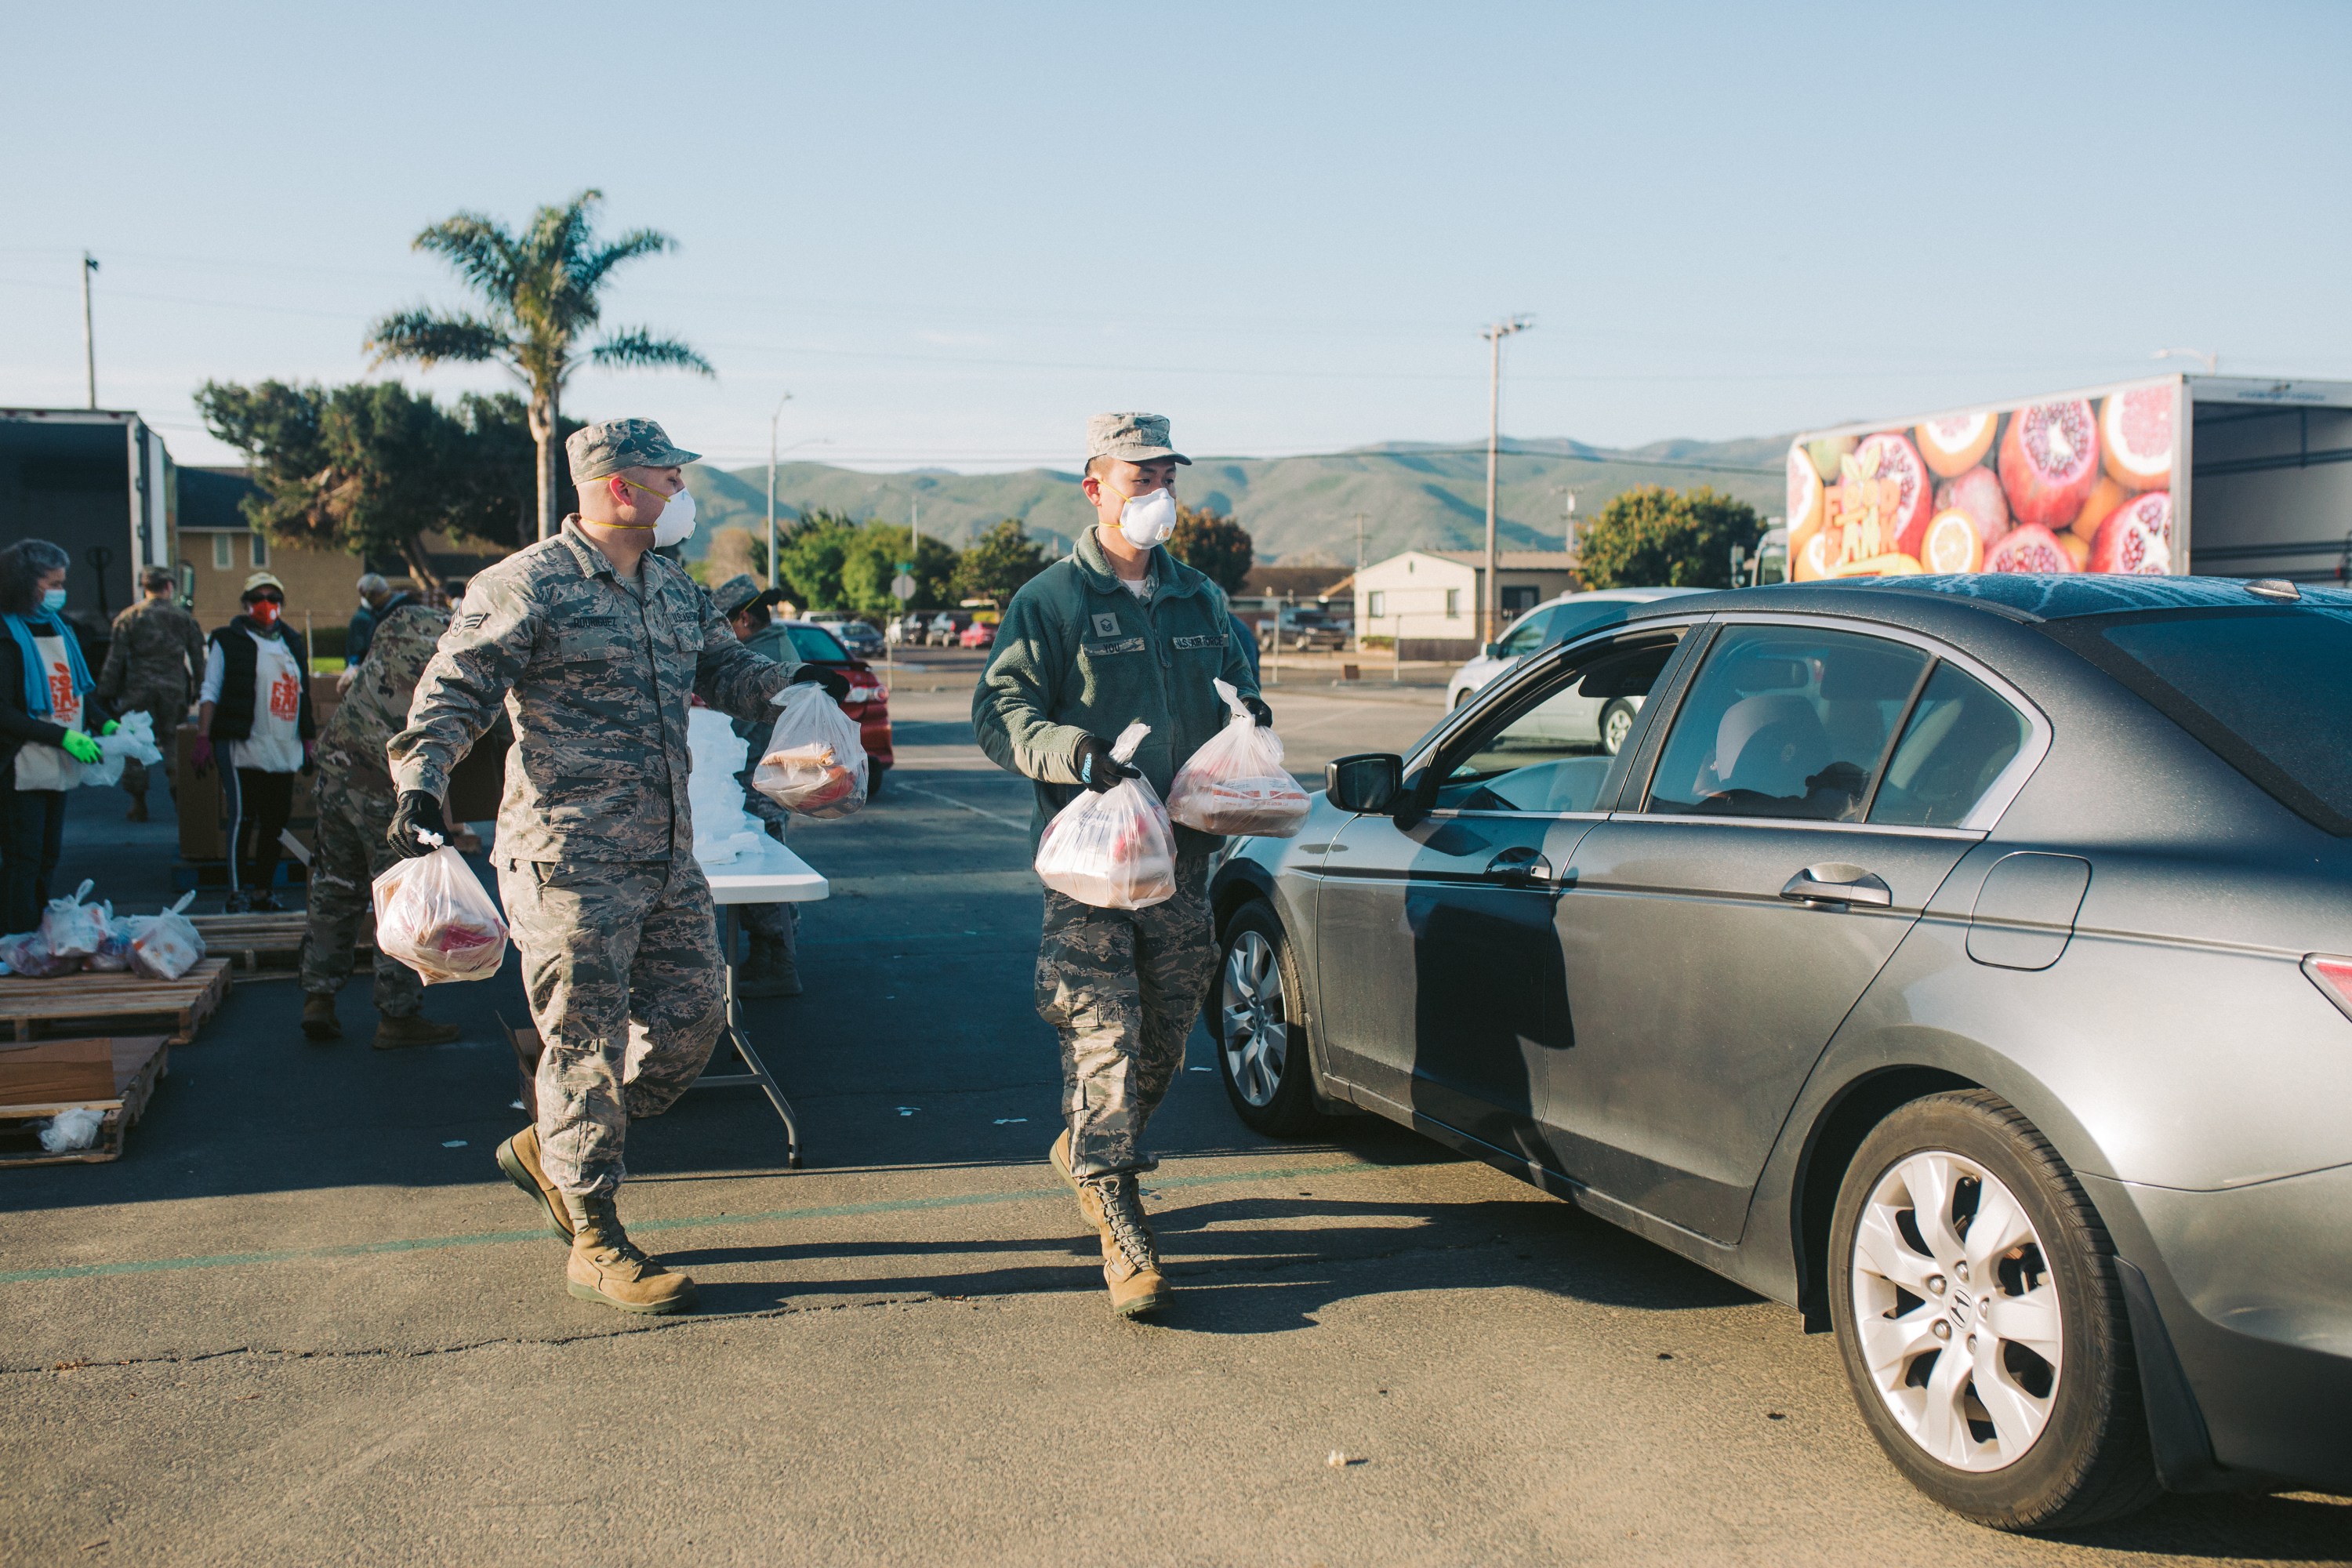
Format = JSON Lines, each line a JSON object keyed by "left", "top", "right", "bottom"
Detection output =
{"left": 1715, "top": 695, "right": 1831, "bottom": 797}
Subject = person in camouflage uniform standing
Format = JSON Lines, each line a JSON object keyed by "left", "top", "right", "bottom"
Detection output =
{"left": 387, "top": 419, "right": 844, "bottom": 1316}
{"left": 710, "top": 574, "right": 803, "bottom": 998}
{"left": 973, "top": 413, "right": 1266, "bottom": 1319}
{"left": 95, "top": 566, "right": 203, "bottom": 822}
{"left": 297, "top": 590, "right": 465, "bottom": 1050}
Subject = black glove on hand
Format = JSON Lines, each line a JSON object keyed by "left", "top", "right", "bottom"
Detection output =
{"left": 792, "top": 664, "right": 851, "bottom": 702}
{"left": 1243, "top": 694, "right": 1274, "bottom": 728}
{"left": 387, "top": 790, "right": 448, "bottom": 858}
{"left": 1071, "top": 733, "right": 1139, "bottom": 793}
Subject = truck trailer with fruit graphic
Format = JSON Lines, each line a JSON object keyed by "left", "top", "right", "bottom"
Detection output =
{"left": 1786, "top": 376, "right": 2352, "bottom": 584}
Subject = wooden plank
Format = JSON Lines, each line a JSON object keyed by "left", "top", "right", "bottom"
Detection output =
{"left": 0, "top": 1036, "right": 166, "bottom": 1167}
{"left": 0, "top": 960, "right": 230, "bottom": 1046}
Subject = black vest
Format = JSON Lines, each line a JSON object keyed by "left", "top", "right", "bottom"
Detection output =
{"left": 206, "top": 619, "right": 314, "bottom": 742}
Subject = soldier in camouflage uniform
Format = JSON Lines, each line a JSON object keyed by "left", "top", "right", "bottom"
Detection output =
{"left": 973, "top": 413, "right": 1265, "bottom": 1319}
{"left": 95, "top": 567, "right": 204, "bottom": 821}
{"left": 297, "top": 594, "right": 465, "bottom": 1050}
{"left": 386, "top": 419, "right": 845, "bottom": 1316}
{"left": 710, "top": 573, "right": 803, "bottom": 998}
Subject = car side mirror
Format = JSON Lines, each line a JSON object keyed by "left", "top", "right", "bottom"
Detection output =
{"left": 1483, "top": 642, "right": 1505, "bottom": 660}
{"left": 1327, "top": 753, "right": 1403, "bottom": 815}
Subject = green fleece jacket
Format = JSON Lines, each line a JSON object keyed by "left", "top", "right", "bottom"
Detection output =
{"left": 971, "top": 527, "right": 1261, "bottom": 852}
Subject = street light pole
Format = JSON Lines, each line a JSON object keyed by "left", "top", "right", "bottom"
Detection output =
{"left": 766, "top": 392, "right": 793, "bottom": 590}
{"left": 1481, "top": 314, "right": 1533, "bottom": 648}
{"left": 80, "top": 253, "right": 99, "bottom": 410}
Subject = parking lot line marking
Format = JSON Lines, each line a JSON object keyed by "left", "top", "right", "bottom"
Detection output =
{"left": 891, "top": 780, "right": 1033, "bottom": 829}
{"left": 0, "top": 1160, "right": 1374, "bottom": 1287}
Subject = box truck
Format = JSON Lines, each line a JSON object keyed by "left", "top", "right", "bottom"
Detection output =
{"left": 0, "top": 408, "right": 174, "bottom": 630}
{"left": 1787, "top": 375, "right": 2352, "bottom": 584}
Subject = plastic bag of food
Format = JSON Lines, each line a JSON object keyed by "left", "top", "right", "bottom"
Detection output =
{"left": 1034, "top": 720, "right": 1178, "bottom": 909}
{"left": 78, "top": 712, "right": 166, "bottom": 789}
{"left": 372, "top": 839, "right": 509, "bottom": 985}
{"left": 38, "top": 880, "right": 107, "bottom": 960}
{"left": 89, "top": 913, "right": 136, "bottom": 971}
{"left": 128, "top": 892, "right": 205, "bottom": 981}
{"left": 1167, "top": 679, "right": 1310, "bottom": 837}
{"left": 750, "top": 681, "right": 868, "bottom": 819}
{"left": 0, "top": 929, "right": 80, "bottom": 978}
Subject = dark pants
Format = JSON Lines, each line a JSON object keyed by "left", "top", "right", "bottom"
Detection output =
{"left": 223, "top": 766, "right": 296, "bottom": 894}
{"left": 2, "top": 784, "right": 67, "bottom": 935}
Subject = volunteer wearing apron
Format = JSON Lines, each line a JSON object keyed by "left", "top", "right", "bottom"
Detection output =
{"left": 195, "top": 571, "right": 316, "bottom": 913}
{"left": 0, "top": 539, "right": 113, "bottom": 935}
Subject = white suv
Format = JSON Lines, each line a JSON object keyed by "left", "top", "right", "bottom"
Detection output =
{"left": 1445, "top": 587, "right": 1707, "bottom": 750}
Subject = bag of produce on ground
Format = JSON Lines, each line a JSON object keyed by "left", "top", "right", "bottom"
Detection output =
{"left": 1167, "top": 678, "right": 1310, "bottom": 838}
{"left": 1034, "top": 720, "right": 1178, "bottom": 909}
{"left": 0, "top": 929, "right": 80, "bottom": 978}
{"left": 372, "top": 839, "right": 510, "bottom": 985}
{"left": 88, "top": 913, "right": 136, "bottom": 971}
{"left": 38, "top": 880, "right": 108, "bottom": 960}
{"left": 750, "top": 681, "right": 868, "bottom": 819}
{"left": 78, "top": 712, "right": 166, "bottom": 789}
{"left": 128, "top": 892, "right": 205, "bottom": 981}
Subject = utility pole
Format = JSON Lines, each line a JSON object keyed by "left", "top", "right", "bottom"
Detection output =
{"left": 1481, "top": 314, "right": 1534, "bottom": 648}
{"left": 766, "top": 392, "right": 793, "bottom": 589}
{"left": 80, "top": 253, "right": 100, "bottom": 409}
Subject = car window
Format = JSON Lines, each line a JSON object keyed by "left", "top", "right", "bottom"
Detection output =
{"left": 784, "top": 625, "right": 850, "bottom": 662}
{"left": 1646, "top": 626, "right": 1929, "bottom": 822}
{"left": 1496, "top": 608, "right": 1552, "bottom": 657}
{"left": 1436, "top": 637, "right": 1679, "bottom": 813}
{"left": 1868, "top": 664, "right": 2027, "bottom": 828}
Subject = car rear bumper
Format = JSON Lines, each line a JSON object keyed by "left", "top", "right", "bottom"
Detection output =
{"left": 2087, "top": 1164, "right": 2352, "bottom": 1494}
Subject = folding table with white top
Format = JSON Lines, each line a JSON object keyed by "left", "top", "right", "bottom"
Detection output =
{"left": 693, "top": 833, "right": 828, "bottom": 1167}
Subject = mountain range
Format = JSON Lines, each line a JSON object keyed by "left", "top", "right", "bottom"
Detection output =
{"left": 681, "top": 433, "right": 1789, "bottom": 566}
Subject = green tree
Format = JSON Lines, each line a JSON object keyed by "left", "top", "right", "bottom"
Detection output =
{"left": 1170, "top": 503, "right": 1253, "bottom": 593}
{"left": 1575, "top": 485, "right": 1763, "bottom": 590}
{"left": 951, "top": 518, "right": 1049, "bottom": 604}
{"left": 841, "top": 523, "right": 956, "bottom": 615}
{"left": 365, "top": 189, "right": 710, "bottom": 544}
{"left": 772, "top": 510, "right": 858, "bottom": 609}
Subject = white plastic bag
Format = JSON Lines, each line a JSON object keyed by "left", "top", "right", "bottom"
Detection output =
{"left": 128, "top": 892, "right": 204, "bottom": 981}
{"left": 40, "top": 1106, "right": 106, "bottom": 1153}
{"left": 1167, "top": 679, "right": 1310, "bottom": 837}
{"left": 78, "top": 712, "right": 165, "bottom": 789}
{"left": 38, "top": 880, "right": 107, "bottom": 960}
{"left": 89, "top": 913, "right": 136, "bottom": 971}
{"left": 372, "top": 840, "right": 510, "bottom": 985}
{"left": 687, "top": 707, "right": 767, "bottom": 866}
{"left": 0, "top": 929, "right": 78, "bottom": 978}
{"left": 1033, "top": 720, "right": 1178, "bottom": 909}
{"left": 751, "top": 682, "right": 867, "bottom": 819}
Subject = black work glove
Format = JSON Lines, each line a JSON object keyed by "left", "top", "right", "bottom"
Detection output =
{"left": 387, "top": 790, "right": 448, "bottom": 858}
{"left": 792, "top": 665, "right": 851, "bottom": 702}
{"left": 1071, "top": 734, "right": 1139, "bottom": 793}
{"left": 1243, "top": 694, "right": 1274, "bottom": 728}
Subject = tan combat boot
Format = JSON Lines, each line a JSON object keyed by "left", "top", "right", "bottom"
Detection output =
{"left": 372, "top": 1014, "right": 461, "bottom": 1049}
{"left": 300, "top": 993, "right": 341, "bottom": 1042}
{"left": 1048, "top": 1131, "right": 1105, "bottom": 1230}
{"left": 1086, "top": 1173, "right": 1168, "bottom": 1319}
{"left": 494, "top": 1123, "right": 574, "bottom": 1241}
{"left": 564, "top": 1193, "right": 697, "bottom": 1315}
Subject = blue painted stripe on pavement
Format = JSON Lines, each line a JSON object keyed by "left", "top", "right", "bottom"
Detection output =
{"left": 0, "top": 1159, "right": 1367, "bottom": 1287}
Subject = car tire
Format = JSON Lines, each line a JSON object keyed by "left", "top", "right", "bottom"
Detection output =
{"left": 1452, "top": 688, "right": 1475, "bottom": 710}
{"left": 1211, "top": 900, "right": 1324, "bottom": 1138}
{"left": 1599, "top": 699, "right": 1635, "bottom": 755}
{"left": 866, "top": 765, "right": 885, "bottom": 800}
{"left": 1828, "top": 1090, "right": 2161, "bottom": 1531}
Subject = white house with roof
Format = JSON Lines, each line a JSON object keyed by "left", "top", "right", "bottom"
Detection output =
{"left": 1352, "top": 549, "right": 1582, "bottom": 659}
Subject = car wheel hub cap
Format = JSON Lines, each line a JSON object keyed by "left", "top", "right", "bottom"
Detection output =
{"left": 1219, "top": 931, "right": 1287, "bottom": 1108}
{"left": 1849, "top": 1150, "right": 2062, "bottom": 1474}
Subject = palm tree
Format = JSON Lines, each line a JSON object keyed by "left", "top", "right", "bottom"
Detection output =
{"left": 365, "top": 190, "right": 711, "bottom": 543}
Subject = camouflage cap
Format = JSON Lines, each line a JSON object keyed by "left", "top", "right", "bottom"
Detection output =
{"left": 565, "top": 417, "right": 700, "bottom": 482}
{"left": 1085, "top": 412, "right": 1190, "bottom": 467}
{"left": 708, "top": 573, "right": 764, "bottom": 619}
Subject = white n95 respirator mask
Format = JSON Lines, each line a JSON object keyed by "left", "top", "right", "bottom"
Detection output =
{"left": 651, "top": 485, "right": 698, "bottom": 548}
{"left": 1114, "top": 486, "right": 1178, "bottom": 549}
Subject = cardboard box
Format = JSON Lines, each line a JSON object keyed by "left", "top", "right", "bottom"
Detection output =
{"left": 175, "top": 724, "right": 320, "bottom": 869}
{"left": 0, "top": 1037, "right": 117, "bottom": 1106}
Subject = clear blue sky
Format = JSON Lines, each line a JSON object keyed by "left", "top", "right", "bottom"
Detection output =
{"left": 6, "top": 2, "right": 2347, "bottom": 474}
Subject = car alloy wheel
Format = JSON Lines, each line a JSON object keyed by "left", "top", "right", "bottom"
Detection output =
{"left": 1599, "top": 699, "right": 1635, "bottom": 755}
{"left": 1212, "top": 902, "right": 1323, "bottom": 1136}
{"left": 1849, "top": 1150, "right": 2060, "bottom": 1472}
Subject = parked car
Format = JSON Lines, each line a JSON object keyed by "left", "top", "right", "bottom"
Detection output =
{"left": 1210, "top": 574, "right": 2352, "bottom": 1530}
{"left": 885, "top": 613, "right": 926, "bottom": 647}
{"left": 774, "top": 619, "right": 893, "bottom": 791}
{"left": 1446, "top": 587, "right": 1707, "bottom": 728}
{"left": 959, "top": 620, "right": 996, "bottom": 650}
{"left": 1257, "top": 604, "right": 1348, "bottom": 652}
{"left": 830, "top": 619, "right": 885, "bottom": 658}
{"left": 925, "top": 612, "right": 969, "bottom": 648}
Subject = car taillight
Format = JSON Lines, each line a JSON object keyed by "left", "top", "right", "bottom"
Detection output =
{"left": 2303, "top": 955, "right": 2352, "bottom": 1021}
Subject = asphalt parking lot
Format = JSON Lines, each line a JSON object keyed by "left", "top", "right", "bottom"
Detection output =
{"left": 2, "top": 674, "right": 2346, "bottom": 1566}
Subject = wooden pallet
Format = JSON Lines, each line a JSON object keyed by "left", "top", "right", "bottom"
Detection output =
{"left": 0, "top": 960, "right": 230, "bottom": 1045}
{"left": 0, "top": 1036, "right": 169, "bottom": 1167}
{"left": 189, "top": 911, "right": 372, "bottom": 978}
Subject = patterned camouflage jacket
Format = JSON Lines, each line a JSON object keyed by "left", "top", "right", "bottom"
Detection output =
{"left": 97, "top": 596, "right": 205, "bottom": 707}
{"left": 318, "top": 603, "right": 452, "bottom": 801}
{"left": 388, "top": 520, "right": 799, "bottom": 862}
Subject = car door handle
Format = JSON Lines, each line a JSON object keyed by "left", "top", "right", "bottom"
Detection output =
{"left": 1780, "top": 865, "right": 1892, "bottom": 908}
{"left": 1485, "top": 848, "right": 1554, "bottom": 884}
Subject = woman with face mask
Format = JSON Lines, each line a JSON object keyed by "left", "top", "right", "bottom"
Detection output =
{"left": 196, "top": 570, "right": 316, "bottom": 913}
{"left": 0, "top": 538, "right": 116, "bottom": 935}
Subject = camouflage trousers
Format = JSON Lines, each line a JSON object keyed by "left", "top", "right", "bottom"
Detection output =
{"left": 498, "top": 855, "right": 725, "bottom": 1197}
{"left": 296, "top": 779, "right": 423, "bottom": 1019}
{"left": 111, "top": 684, "right": 187, "bottom": 800}
{"left": 1036, "top": 849, "right": 1216, "bottom": 1180}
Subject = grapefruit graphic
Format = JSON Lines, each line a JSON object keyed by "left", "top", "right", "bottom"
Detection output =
{"left": 2101, "top": 384, "right": 2173, "bottom": 491}
{"left": 1915, "top": 411, "right": 1997, "bottom": 477}
{"left": 1916, "top": 509, "right": 1985, "bottom": 574}
{"left": 2073, "top": 474, "right": 2129, "bottom": 540}
{"left": 1985, "top": 522, "right": 2075, "bottom": 574}
{"left": 2091, "top": 490, "right": 2172, "bottom": 575}
{"left": 1828, "top": 552, "right": 1926, "bottom": 579}
{"left": 2058, "top": 531, "right": 2090, "bottom": 572}
{"left": 1806, "top": 433, "right": 1856, "bottom": 482}
{"left": 1854, "top": 432, "right": 1933, "bottom": 549}
{"left": 1788, "top": 444, "right": 1825, "bottom": 537}
{"left": 1933, "top": 466, "right": 2009, "bottom": 548}
{"left": 1791, "top": 527, "right": 1832, "bottom": 582}
{"left": 1998, "top": 399, "right": 2100, "bottom": 532}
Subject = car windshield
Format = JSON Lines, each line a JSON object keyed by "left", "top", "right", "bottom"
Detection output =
{"left": 2071, "top": 607, "right": 2352, "bottom": 836}
{"left": 783, "top": 625, "right": 850, "bottom": 662}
